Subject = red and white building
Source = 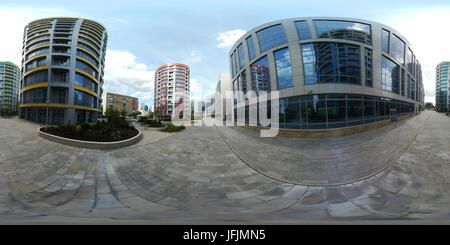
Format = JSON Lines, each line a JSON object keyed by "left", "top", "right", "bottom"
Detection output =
{"left": 154, "top": 63, "right": 190, "bottom": 120}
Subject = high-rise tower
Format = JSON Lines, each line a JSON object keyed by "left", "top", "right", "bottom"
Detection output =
{"left": 436, "top": 62, "right": 450, "bottom": 111}
{"left": 19, "top": 17, "right": 108, "bottom": 124}
{"left": 0, "top": 62, "right": 21, "bottom": 112}
{"left": 154, "top": 63, "right": 190, "bottom": 120}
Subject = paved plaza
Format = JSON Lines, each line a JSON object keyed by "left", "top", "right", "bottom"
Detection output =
{"left": 0, "top": 110, "right": 449, "bottom": 224}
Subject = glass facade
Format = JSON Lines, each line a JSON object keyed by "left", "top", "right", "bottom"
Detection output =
{"left": 228, "top": 18, "right": 425, "bottom": 130}
{"left": 256, "top": 24, "right": 287, "bottom": 53}
{"left": 250, "top": 56, "right": 271, "bottom": 94}
{"left": 246, "top": 36, "right": 256, "bottom": 61}
{"left": 274, "top": 47, "right": 293, "bottom": 89}
{"left": 73, "top": 90, "right": 96, "bottom": 108}
{"left": 381, "top": 55, "right": 400, "bottom": 94}
{"left": 237, "top": 43, "right": 246, "bottom": 69}
{"left": 391, "top": 34, "right": 405, "bottom": 64}
{"left": 277, "top": 94, "right": 414, "bottom": 129}
{"left": 295, "top": 21, "right": 311, "bottom": 40}
{"left": 301, "top": 42, "right": 361, "bottom": 84}
{"left": 381, "top": 29, "right": 390, "bottom": 53}
{"left": 365, "top": 48, "right": 372, "bottom": 87}
{"left": 314, "top": 20, "right": 371, "bottom": 44}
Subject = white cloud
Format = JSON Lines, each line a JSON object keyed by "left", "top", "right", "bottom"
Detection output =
{"left": 383, "top": 7, "right": 450, "bottom": 103}
{"left": 103, "top": 50, "right": 154, "bottom": 104}
{"left": 0, "top": 7, "right": 80, "bottom": 65}
{"left": 216, "top": 29, "right": 246, "bottom": 48}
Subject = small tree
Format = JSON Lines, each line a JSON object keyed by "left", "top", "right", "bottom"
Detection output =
{"left": 121, "top": 109, "right": 127, "bottom": 118}
{"left": 104, "top": 107, "right": 120, "bottom": 119}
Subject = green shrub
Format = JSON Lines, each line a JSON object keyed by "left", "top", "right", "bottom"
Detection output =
{"left": 163, "top": 124, "right": 185, "bottom": 132}
{"left": 75, "top": 125, "right": 82, "bottom": 134}
{"left": 80, "top": 121, "right": 90, "bottom": 131}
{"left": 110, "top": 130, "right": 121, "bottom": 140}
{"left": 148, "top": 119, "right": 163, "bottom": 127}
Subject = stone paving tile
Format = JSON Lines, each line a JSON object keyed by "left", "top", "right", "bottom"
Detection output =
{"left": 0, "top": 111, "right": 450, "bottom": 223}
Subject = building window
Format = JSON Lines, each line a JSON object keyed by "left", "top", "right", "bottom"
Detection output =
{"left": 314, "top": 20, "right": 371, "bottom": 44}
{"left": 365, "top": 48, "right": 373, "bottom": 87}
{"left": 410, "top": 77, "right": 416, "bottom": 101}
{"left": 237, "top": 43, "right": 246, "bottom": 69}
{"left": 256, "top": 24, "right": 287, "bottom": 53}
{"left": 401, "top": 69, "right": 405, "bottom": 96}
{"left": 274, "top": 47, "right": 293, "bottom": 89}
{"left": 241, "top": 71, "right": 247, "bottom": 94}
{"left": 250, "top": 56, "right": 271, "bottom": 94}
{"left": 392, "top": 34, "right": 405, "bottom": 64}
{"left": 295, "top": 21, "right": 311, "bottom": 40}
{"left": 301, "top": 42, "right": 361, "bottom": 85}
{"left": 246, "top": 36, "right": 256, "bottom": 61}
{"left": 381, "top": 29, "right": 390, "bottom": 54}
{"left": 407, "top": 48, "right": 413, "bottom": 74}
{"left": 381, "top": 55, "right": 400, "bottom": 94}
{"left": 230, "top": 53, "right": 235, "bottom": 78}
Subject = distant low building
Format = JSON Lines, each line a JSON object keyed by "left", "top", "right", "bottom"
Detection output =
{"left": 425, "top": 102, "right": 434, "bottom": 109}
{"left": 103, "top": 92, "right": 138, "bottom": 115}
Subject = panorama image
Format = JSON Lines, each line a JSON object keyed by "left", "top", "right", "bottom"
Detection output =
{"left": 0, "top": 0, "right": 449, "bottom": 229}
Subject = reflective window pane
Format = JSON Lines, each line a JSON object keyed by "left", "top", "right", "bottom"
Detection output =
{"left": 381, "top": 29, "right": 390, "bottom": 53}
{"left": 256, "top": 24, "right": 287, "bottom": 53}
{"left": 246, "top": 36, "right": 256, "bottom": 61}
{"left": 314, "top": 20, "right": 371, "bottom": 44}
{"left": 274, "top": 47, "right": 293, "bottom": 89}
{"left": 295, "top": 21, "right": 311, "bottom": 40}
{"left": 365, "top": 48, "right": 373, "bottom": 87}
{"left": 381, "top": 55, "right": 400, "bottom": 94}
{"left": 237, "top": 43, "right": 246, "bottom": 69}
{"left": 392, "top": 34, "right": 405, "bottom": 64}
{"left": 301, "top": 42, "right": 361, "bottom": 85}
{"left": 250, "top": 56, "right": 271, "bottom": 94}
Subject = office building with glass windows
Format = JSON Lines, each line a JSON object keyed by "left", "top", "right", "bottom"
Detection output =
{"left": 19, "top": 17, "right": 107, "bottom": 124}
{"left": 154, "top": 63, "right": 190, "bottom": 120}
{"left": 436, "top": 62, "right": 450, "bottom": 112}
{"left": 229, "top": 17, "right": 424, "bottom": 129}
{"left": 0, "top": 62, "right": 21, "bottom": 112}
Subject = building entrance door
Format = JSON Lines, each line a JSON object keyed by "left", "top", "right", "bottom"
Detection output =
{"left": 390, "top": 109, "right": 397, "bottom": 122}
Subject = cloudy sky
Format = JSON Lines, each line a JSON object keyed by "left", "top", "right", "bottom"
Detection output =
{"left": 1, "top": 0, "right": 449, "bottom": 106}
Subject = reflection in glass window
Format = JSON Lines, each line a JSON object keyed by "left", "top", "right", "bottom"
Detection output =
{"left": 401, "top": 69, "right": 405, "bottom": 96}
{"left": 241, "top": 71, "right": 247, "bottom": 94}
{"left": 410, "top": 77, "right": 416, "bottom": 101}
{"left": 250, "top": 56, "right": 271, "bottom": 94}
{"left": 237, "top": 43, "right": 246, "bottom": 69}
{"left": 381, "top": 29, "right": 390, "bottom": 53}
{"left": 233, "top": 50, "right": 238, "bottom": 76}
{"left": 295, "top": 21, "right": 311, "bottom": 40}
{"left": 256, "top": 24, "right": 287, "bottom": 53}
{"left": 365, "top": 48, "right": 372, "bottom": 87}
{"left": 246, "top": 36, "right": 256, "bottom": 61}
{"left": 392, "top": 34, "right": 405, "bottom": 64}
{"left": 381, "top": 55, "right": 400, "bottom": 94}
{"left": 231, "top": 53, "right": 235, "bottom": 78}
{"left": 274, "top": 47, "right": 293, "bottom": 89}
{"left": 301, "top": 42, "right": 361, "bottom": 85}
{"left": 314, "top": 20, "right": 371, "bottom": 44}
{"left": 406, "top": 48, "right": 413, "bottom": 74}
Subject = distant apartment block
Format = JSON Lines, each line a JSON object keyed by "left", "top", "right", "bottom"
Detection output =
{"left": 154, "top": 63, "right": 190, "bottom": 120}
{"left": 103, "top": 92, "right": 138, "bottom": 115}
{"left": 436, "top": 62, "right": 450, "bottom": 111}
{"left": 0, "top": 61, "right": 21, "bottom": 111}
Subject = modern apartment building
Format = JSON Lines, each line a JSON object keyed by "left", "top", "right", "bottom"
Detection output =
{"left": 19, "top": 17, "right": 107, "bottom": 124}
{"left": 0, "top": 62, "right": 21, "bottom": 112}
{"left": 154, "top": 63, "right": 190, "bottom": 120}
{"left": 436, "top": 62, "right": 450, "bottom": 111}
{"left": 103, "top": 92, "right": 138, "bottom": 115}
{"left": 228, "top": 17, "right": 425, "bottom": 129}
